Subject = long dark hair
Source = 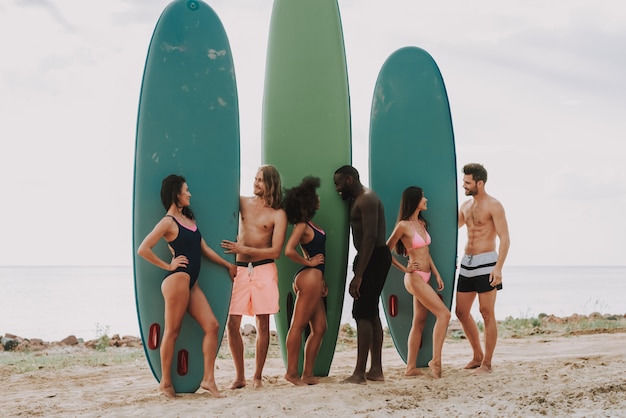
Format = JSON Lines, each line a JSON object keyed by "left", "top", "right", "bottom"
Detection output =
{"left": 394, "top": 186, "right": 427, "bottom": 256}
{"left": 160, "top": 174, "right": 195, "bottom": 220}
{"left": 283, "top": 176, "right": 320, "bottom": 224}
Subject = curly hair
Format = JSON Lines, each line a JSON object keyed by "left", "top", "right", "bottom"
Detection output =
{"left": 283, "top": 176, "right": 321, "bottom": 224}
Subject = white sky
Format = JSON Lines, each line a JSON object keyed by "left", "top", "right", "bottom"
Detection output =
{"left": 1, "top": 0, "right": 625, "bottom": 267}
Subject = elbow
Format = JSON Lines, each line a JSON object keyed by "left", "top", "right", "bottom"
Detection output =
{"left": 284, "top": 248, "right": 297, "bottom": 259}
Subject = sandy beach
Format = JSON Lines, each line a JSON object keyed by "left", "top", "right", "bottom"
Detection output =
{"left": 2, "top": 319, "right": 626, "bottom": 417}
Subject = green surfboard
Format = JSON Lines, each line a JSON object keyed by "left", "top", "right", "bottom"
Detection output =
{"left": 133, "top": 0, "right": 239, "bottom": 393}
{"left": 370, "top": 46, "right": 457, "bottom": 368}
{"left": 262, "top": 0, "right": 351, "bottom": 376}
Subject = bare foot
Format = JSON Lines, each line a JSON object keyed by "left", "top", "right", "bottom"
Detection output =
{"left": 472, "top": 364, "right": 492, "bottom": 375}
{"left": 201, "top": 380, "right": 225, "bottom": 398}
{"left": 404, "top": 367, "right": 424, "bottom": 377}
{"left": 341, "top": 373, "right": 367, "bottom": 385}
{"left": 285, "top": 373, "right": 307, "bottom": 386}
{"left": 228, "top": 379, "right": 246, "bottom": 390}
{"left": 252, "top": 377, "right": 263, "bottom": 388}
{"left": 366, "top": 371, "right": 384, "bottom": 382}
{"left": 159, "top": 383, "right": 177, "bottom": 398}
{"left": 428, "top": 360, "right": 442, "bottom": 379}
{"left": 464, "top": 358, "right": 483, "bottom": 369}
{"left": 301, "top": 375, "right": 320, "bottom": 385}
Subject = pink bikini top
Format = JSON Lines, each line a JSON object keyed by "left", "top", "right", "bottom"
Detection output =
{"left": 408, "top": 221, "right": 431, "bottom": 249}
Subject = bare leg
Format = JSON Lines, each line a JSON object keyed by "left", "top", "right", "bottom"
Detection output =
{"left": 475, "top": 289, "right": 498, "bottom": 374}
{"left": 226, "top": 314, "right": 246, "bottom": 389}
{"left": 188, "top": 285, "right": 224, "bottom": 398}
{"left": 285, "top": 271, "right": 326, "bottom": 385}
{"left": 301, "top": 297, "right": 327, "bottom": 385}
{"left": 455, "top": 291, "right": 484, "bottom": 369}
{"left": 366, "top": 316, "right": 385, "bottom": 381}
{"left": 341, "top": 318, "right": 372, "bottom": 385}
{"left": 284, "top": 298, "right": 307, "bottom": 386}
{"left": 159, "top": 273, "right": 190, "bottom": 398}
{"left": 405, "top": 297, "right": 427, "bottom": 376}
{"left": 253, "top": 314, "right": 270, "bottom": 388}
{"left": 417, "top": 286, "right": 451, "bottom": 379}
{"left": 285, "top": 284, "right": 313, "bottom": 385}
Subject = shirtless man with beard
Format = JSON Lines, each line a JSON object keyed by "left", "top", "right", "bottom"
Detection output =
{"left": 221, "top": 165, "right": 287, "bottom": 388}
{"left": 455, "top": 163, "right": 510, "bottom": 374}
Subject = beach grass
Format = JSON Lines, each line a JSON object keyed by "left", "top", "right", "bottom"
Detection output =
{"left": 0, "top": 347, "right": 144, "bottom": 374}
{"left": 2, "top": 314, "right": 624, "bottom": 375}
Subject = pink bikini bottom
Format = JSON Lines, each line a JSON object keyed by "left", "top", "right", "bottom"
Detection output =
{"left": 406, "top": 270, "right": 430, "bottom": 284}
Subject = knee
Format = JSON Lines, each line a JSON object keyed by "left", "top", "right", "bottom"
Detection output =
{"left": 227, "top": 318, "right": 240, "bottom": 334}
{"left": 441, "top": 309, "right": 452, "bottom": 323}
{"left": 206, "top": 318, "right": 220, "bottom": 335}
{"left": 479, "top": 307, "right": 495, "bottom": 322}
{"left": 163, "top": 326, "right": 181, "bottom": 340}
{"left": 411, "top": 316, "right": 427, "bottom": 331}
{"left": 313, "top": 320, "right": 327, "bottom": 336}
{"left": 257, "top": 322, "right": 270, "bottom": 335}
{"left": 455, "top": 306, "right": 469, "bottom": 320}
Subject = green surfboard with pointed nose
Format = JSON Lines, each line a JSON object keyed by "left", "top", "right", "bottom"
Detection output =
{"left": 133, "top": 0, "right": 239, "bottom": 393}
{"left": 262, "top": 0, "right": 351, "bottom": 376}
{"left": 370, "top": 46, "right": 457, "bottom": 368}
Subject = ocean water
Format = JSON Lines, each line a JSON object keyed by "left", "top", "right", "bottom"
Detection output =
{"left": 1, "top": 265, "right": 625, "bottom": 342}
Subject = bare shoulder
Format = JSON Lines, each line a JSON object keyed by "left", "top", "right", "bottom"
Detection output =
{"left": 153, "top": 215, "right": 177, "bottom": 237}
{"left": 486, "top": 195, "right": 506, "bottom": 212}
{"left": 240, "top": 195, "right": 253, "bottom": 208}
{"left": 157, "top": 215, "right": 175, "bottom": 227}
{"left": 357, "top": 189, "right": 381, "bottom": 208}
{"left": 273, "top": 206, "right": 287, "bottom": 221}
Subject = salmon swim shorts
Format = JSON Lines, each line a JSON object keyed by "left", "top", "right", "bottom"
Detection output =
{"left": 229, "top": 260, "right": 279, "bottom": 316}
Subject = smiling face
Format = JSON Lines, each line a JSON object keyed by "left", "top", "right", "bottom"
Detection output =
{"left": 177, "top": 182, "right": 191, "bottom": 207}
{"left": 253, "top": 170, "right": 266, "bottom": 198}
{"left": 418, "top": 194, "right": 428, "bottom": 211}
{"left": 463, "top": 174, "right": 479, "bottom": 196}
{"left": 333, "top": 173, "right": 352, "bottom": 201}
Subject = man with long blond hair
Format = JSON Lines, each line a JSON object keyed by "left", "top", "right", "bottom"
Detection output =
{"left": 221, "top": 165, "right": 287, "bottom": 388}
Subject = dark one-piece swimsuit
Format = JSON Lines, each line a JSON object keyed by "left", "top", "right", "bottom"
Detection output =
{"left": 165, "top": 215, "right": 202, "bottom": 288}
{"left": 296, "top": 222, "right": 326, "bottom": 275}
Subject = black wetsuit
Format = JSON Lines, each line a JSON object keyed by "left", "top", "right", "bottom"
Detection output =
{"left": 166, "top": 215, "right": 202, "bottom": 288}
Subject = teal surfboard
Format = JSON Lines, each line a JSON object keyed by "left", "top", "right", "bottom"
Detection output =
{"left": 370, "top": 47, "right": 457, "bottom": 367}
{"left": 262, "top": 0, "right": 351, "bottom": 376}
{"left": 133, "top": 0, "right": 239, "bottom": 393}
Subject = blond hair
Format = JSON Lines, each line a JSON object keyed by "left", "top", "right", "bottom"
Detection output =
{"left": 259, "top": 165, "right": 283, "bottom": 209}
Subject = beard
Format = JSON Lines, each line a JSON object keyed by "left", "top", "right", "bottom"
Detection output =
{"left": 338, "top": 190, "right": 352, "bottom": 201}
{"left": 464, "top": 188, "right": 477, "bottom": 196}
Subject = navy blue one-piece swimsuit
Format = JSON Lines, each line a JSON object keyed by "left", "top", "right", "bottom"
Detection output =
{"left": 166, "top": 215, "right": 202, "bottom": 288}
{"left": 297, "top": 222, "right": 326, "bottom": 275}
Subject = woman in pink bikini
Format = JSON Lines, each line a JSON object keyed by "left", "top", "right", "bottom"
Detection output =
{"left": 386, "top": 186, "right": 451, "bottom": 378}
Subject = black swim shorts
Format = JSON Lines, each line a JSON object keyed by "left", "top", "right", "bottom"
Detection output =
{"left": 456, "top": 251, "right": 503, "bottom": 293}
{"left": 352, "top": 246, "right": 392, "bottom": 320}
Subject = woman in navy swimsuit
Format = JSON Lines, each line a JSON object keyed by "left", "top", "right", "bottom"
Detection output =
{"left": 137, "top": 174, "right": 237, "bottom": 398}
{"left": 282, "top": 176, "right": 328, "bottom": 385}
